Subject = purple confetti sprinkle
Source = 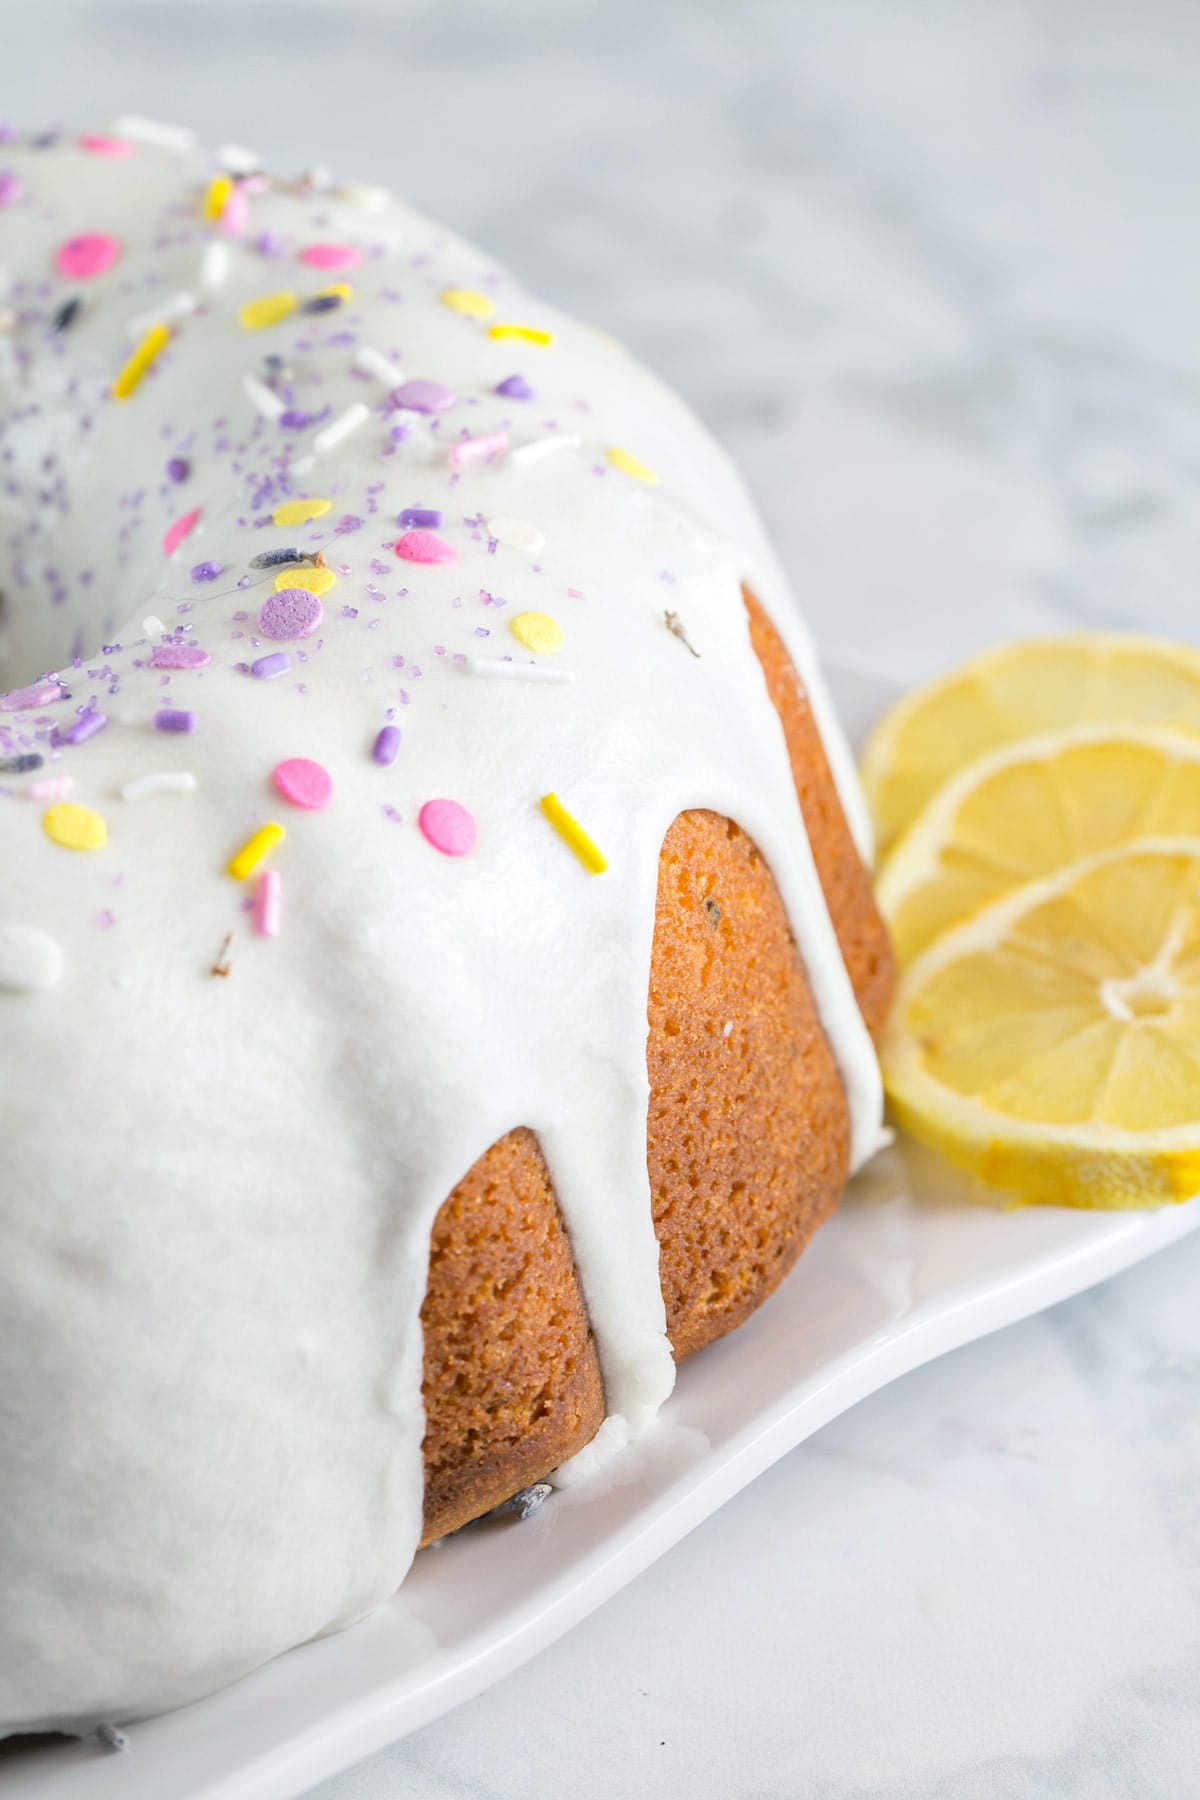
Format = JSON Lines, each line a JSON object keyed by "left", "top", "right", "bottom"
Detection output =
{"left": 258, "top": 589, "right": 323, "bottom": 641}
{"left": 495, "top": 374, "right": 534, "bottom": 401}
{"left": 398, "top": 507, "right": 442, "bottom": 529}
{"left": 391, "top": 378, "right": 455, "bottom": 414}
{"left": 166, "top": 457, "right": 190, "bottom": 483}
{"left": 150, "top": 644, "right": 211, "bottom": 670}
{"left": 154, "top": 708, "right": 196, "bottom": 733}
{"left": 190, "top": 560, "right": 223, "bottom": 582}
{"left": 372, "top": 724, "right": 401, "bottom": 766}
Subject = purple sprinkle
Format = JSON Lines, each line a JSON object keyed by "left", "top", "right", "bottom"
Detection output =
{"left": 250, "top": 652, "right": 291, "bottom": 679}
{"left": 0, "top": 170, "right": 22, "bottom": 206}
{"left": 166, "top": 457, "right": 190, "bottom": 483}
{"left": 398, "top": 507, "right": 442, "bottom": 529}
{"left": 150, "top": 644, "right": 211, "bottom": 670}
{"left": 279, "top": 409, "right": 312, "bottom": 429}
{"left": 334, "top": 514, "right": 364, "bottom": 535}
{"left": 190, "top": 560, "right": 223, "bottom": 582}
{"left": 391, "top": 378, "right": 455, "bottom": 414}
{"left": 153, "top": 708, "right": 196, "bottom": 733}
{"left": 495, "top": 374, "right": 534, "bottom": 401}
{"left": 258, "top": 589, "right": 323, "bottom": 641}
{"left": 62, "top": 708, "right": 107, "bottom": 746}
{"left": 1, "top": 678, "right": 64, "bottom": 712}
{"left": 372, "top": 724, "right": 401, "bottom": 766}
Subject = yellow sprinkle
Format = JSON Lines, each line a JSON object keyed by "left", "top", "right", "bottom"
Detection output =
{"left": 511, "top": 611, "right": 564, "bottom": 655}
{"left": 488, "top": 323, "right": 554, "bottom": 346}
{"left": 43, "top": 802, "right": 107, "bottom": 852}
{"left": 239, "top": 290, "right": 298, "bottom": 331}
{"left": 203, "top": 173, "right": 233, "bottom": 220}
{"left": 607, "top": 446, "right": 658, "bottom": 485}
{"left": 441, "top": 286, "right": 495, "bottom": 319}
{"left": 228, "top": 821, "right": 286, "bottom": 881}
{"left": 275, "top": 565, "right": 336, "bottom": 595}
{"left": 272, "top": 497, "right": 332, "bottom": 526}
{"left": 317, "top": 282, "right": 354, "bottom": 302}
{"left": 111, "top": 323, "right": 170, "bottom": 400}
{"left": 539, "top": 793, "right": 607, "bottom": 874}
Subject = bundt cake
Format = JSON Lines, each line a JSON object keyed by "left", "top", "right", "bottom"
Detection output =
{"left": 0, "top": 120, "right": 894, "bottom": 1736}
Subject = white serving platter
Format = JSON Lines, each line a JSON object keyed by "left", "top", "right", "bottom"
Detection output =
{"left": 5, "top": 665, "right": 1198, "bottom": 1800}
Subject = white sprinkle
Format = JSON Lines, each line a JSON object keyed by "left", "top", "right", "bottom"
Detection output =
{"left": 339, "top": 181, "right": 391, "bottom": 214}
{"left": 723, "top": 1020, "right": 734, "bottom": 1038}
{"left": 112, "top": 115, "right": 196, "bottom": 151}
{"left": 127, "top": 292, "right": 196, "bottom": 340}
{"left": 142, "top": 615, "right": 166, "bottom": 638}
{"left": 291, "top": 455, "right": 316, "bottom": 478}
{"left": 488, "top": 514, "right": 547, "bottom": 554}
{"left": 313, "top": 403, "right": 370, "bottom": 455}
{"left": 462, "top": 657, "right": 573, "bottom": 686}
{"left": 218, "top": 143, "right": 262, "bottom": 175}
{"left": 25, "top": 776, "right": 72, "bottom": 802}
{"left": 120, "top": 770, "right": 197, "bottom": 802}
{"left": 511, "top": 432, "right": 583, "bottom": 468}
{"left": 200, "top": 240, "right": 230, "bottom": 290}
{"left": 0, "top": 926, "right": 63, "bottom": 993}
{"left": 242, "top": 372, "right": 286, "bottom": 420}
{"left": 354, "top": 345, "right": 403, "bottom": 385}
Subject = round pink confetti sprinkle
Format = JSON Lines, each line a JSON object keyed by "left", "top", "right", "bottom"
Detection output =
{"left": 273, "top": 757, "right": 334, "bottom": 810}
{"left": 395, "top": 529, "right": 456, "bottom": 565}
{"left": 163, "top": 508, "right": 202, "bottom": 555}
{"left": 300, "top": 242, "right": 362, "bottom": 271}
{"left": 56, "top": 231, "right": 121, "bottom": 279}
{"left": 391, "top": 378, "right": 455, "bottom": 414}
{"left": 258, "top": 588, "right": 324, "bottom": 641}
{"left": 418, "top": 798, "right": 477, "bottom": 858}
{"left": 1, "top": 679, "right": 64, "bottom": 712}
{"left": 150, "top": 643, "right": 211, "bottom": 670}
{"left": 79, "top": 133, "right": 132, "bottom": 156}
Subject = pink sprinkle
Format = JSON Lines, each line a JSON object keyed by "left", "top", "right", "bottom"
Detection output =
{"left": 79, "top": 133, "right": 132, "bottom": 156}
{"left": 1, "top": 678, "right": 65, "bottom": 712}
{"left": 273, "top": 756, "right": 334, "bottom": 810}
{"left": 258, "top": 588, "right": 324, "bottom": 641}
{"left": 163, "top": 507, "right": 202, "bottom": 555}
{"left": 391, "top": 378, "right": 455, "bottom": 414}
{"left": 150, "top": 643, "right": 211, "bottom": 670}
{"left": 26, "top": 776, "right": 73, "bottom": 802}
{"left": 56, "top": 231, "right": 121, "bottom": 279}
{"left": 253, "top": 867, "right": 282, "bottom": 938}
{"left": 220, "top": 184, "right": 251, "bottom": 236}
{"left": 449, "top": 429, "right": 509, "bottom": 468}
{"left": 395, "top": 529, "right": 456, "bottom": 565}
{"left": 419, "top": 797, "right": 477, "bottom": 857}
{"left": 300, "top": 242, "right": 363, "bottom": 271}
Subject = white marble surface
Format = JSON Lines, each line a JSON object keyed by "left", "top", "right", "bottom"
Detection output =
{"left": 10, "top": 0, "right": 1200, "bottom": 1793}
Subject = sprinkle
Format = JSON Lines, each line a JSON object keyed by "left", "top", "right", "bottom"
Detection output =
{"left": 449, "top": 429, "right": 509, "bottom": 468}
{"left": 418, "top": 798, "right": 477, "bottom": 857}
{"left": 203, "top": 173, "right": 234, "bottom": 220}
{"left": 511, "top": 432, "right": 582, "bottom": 467}
{"left": 340, "top": 180, "right": 390, "bottom": 212}
{"left": 163, "top": 507, "right": 202, "bottom": 554}
{"left": 495, "top": 373, "right": 535, "bottom": 401}
{"left": 398, "top": 507, "right": 442, "bottom": 529}
{"left": 43, "top": 801, "right": 107, "bottom": 852}
{"left": 211, "top": 931, "right": 234, "bottom": 977}
{"left": 664, "top": 610, "right": 701, "bottom": 658}
{"left": 120, "top": 770, "right": 196, "bottom": 800}
{"left": 242, "top": 372, "right": 285, "bottom": 419}
{"left": 142, "top": 615, "right": 166, "bottom": 637}
{"left": 128, "top": 292, "right": 196, "bottom": 339}
{"left": 275, "top": 564, "right": 335, "bottom": 596}
{"left": 27, "top": 776, "right": 73, "bottom": 802}
{"left": 258, "top": 588, "right": 323, "bottom": 640}
{"left": 272, "top": 496, "right": 331, "bottom": 526}
{"left": 372, "top": 724, "right": 401, "bottom": 766}
{"left": 391, "top": 378, "right": 455, "bottom": 414}
{"left": 279, "top": 409, "right": 312, "bottom": 429}
{"left": 219, "top": 184, "right": 250, "bottom": 237}
{"left": 539, "top": 793, "right": 607, "bottom": 873}
{"left": 273, "top": 756, "right": 333, "bottom": 810}
{"left": 228, "top": 821, "right": 285, "bottom": 880}
{"left": 1, "top": 678, "right": 64, "bottom": 712}
{"left": 463, "top": 657, "right": 572, "bottom": 687}
{"left": 191, "top": 560, "right": 223, "bottom": 582}
{"left": 200, "top": 240, "right": 230, "bottom": 289}
{"left": 253, "top": 867, "right": 282, "bottom": 937}
{"left": 250, "top": 546, "right": 307, "bottom": 569}
{"left": 441, "top": 286, "right": 495, "bottom": 319}
{"left": 489, "top": 514, "right": 546, "bottom": 553}
{"left": 313, "top": 402, "right": 370, "bottom": 454}
{"left": 112, "top": 116, "right": 196, "bottom": 150}
{"left": 0, "top": 171, "right": 22, "bottom": 207}
{"left": 57, "top": 231, "right": 121, "bottom": 279}
{"left": 0, "top": 752, "right": 42, "bottom": 775}
{"left": 79, "top": 133, "right": 132, "bottom": 156}
{"left": 607, "top": 446, "right": 658, "bottom": 484}
{"left": 93, "top": 1724, "right": 129, "bottom": 1756}
{"left": 300, "top": 242, "right": 362, "bottom": 270}
{"left": 301, "top": 292, "right": 344, "bottom": 314}
{"left": 60, "top": 708, "right": 107, "bottom": 745}
{"left": 0, "top": 926, "right": 63, "bottom": 992}
{"left": 154, "top": 708, "right": 196, "bottom": 733}
{"left": 355, "top": 345, "right": 403, "bottom": 384}
{"left": 112, "top": 322, "right": 170, "bottom": 399}
{"left": 166, "top": 457, "right": 190, "bottom": 483}
{"left": 52, "top": 296, "right": 82, "bottom": 332}
{"left": 239, "top": 290, "right": 298, "bottom": 331}
{"left": 510, "top": 612, "right": 564, "bottom": 655}
{"left": 151, "top": 643, "right": 210, "bottom": 669}
{"left": 250, "top": 652, "right": 291, "bottom": 679}
{"left": 218, "top": 143, "right": 262, "bottom": 175}
{"left": 488, "top": 323, "right": 554, "bottom": 346}
{"left": 395, "top": 529, "right": 456, "bottom": 565}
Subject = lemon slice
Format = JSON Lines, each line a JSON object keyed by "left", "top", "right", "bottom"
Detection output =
{"left": 878, "top": 724, "right": 1200, "bottom": 963}
{"left": 862, "top": 634, "right": 1200, "bottom": 858}
{"left": 882, "top": 839, "right": 1200, "bottom": 1208}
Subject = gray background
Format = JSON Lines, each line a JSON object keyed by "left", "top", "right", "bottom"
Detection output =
{"left": 7, "top": 2, "right": 1200, "bottom": 1795}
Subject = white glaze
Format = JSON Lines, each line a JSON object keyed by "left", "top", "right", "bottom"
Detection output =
{"left": 0, "top": 127, "right": 884, "bottom": 1734}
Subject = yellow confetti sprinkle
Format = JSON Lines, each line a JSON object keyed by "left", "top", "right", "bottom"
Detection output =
{"left": 441, "top": 286, "right": 495, "bottom": 319}
{"left": 43, "top": 802, "right": 107, "bottom": 852}
{"left": 272, "top": 497, "right": 332, "bottom": 526}
{"left": 488, "top": 323, "right": 554, "bottom": 346}
{"left": 111, "top": 323, "right": 170, "bottom": 400}
{"left": 239, "top": 290, "right": 298, "bottom": 331}
{"left": 203, "top": 173, "right": 233, "bottom": 220}
{"left": 607, "top": 446, "right": 658, "bottom": 485}
{"left": 539, "top": 793, "right": 607, "bottom": 874}
{"left": 228, "top": 821, "right": 286, "bottom": 881}
{"left": 275, "top": 564, "right": 336, "bottom": 596}
{"left": 510, "top": 611, "right": 564, "bottom": 655}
